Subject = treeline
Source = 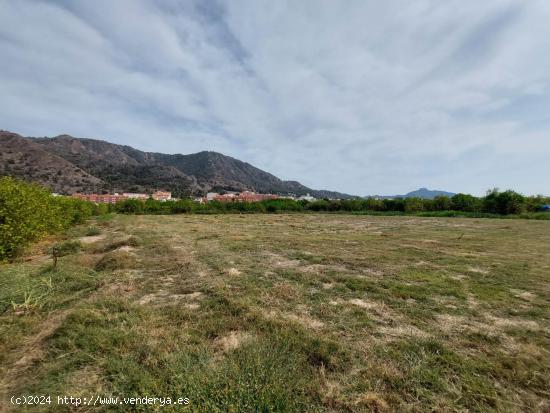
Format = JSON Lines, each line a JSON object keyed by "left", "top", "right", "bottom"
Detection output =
{"left": 2, "top": 178, "right": 548, "bottom": 260}
{"left": 0, "top": 177, "right": 105, "bottom": 260}
{"left": 111, "top": 189, "right": 549, "bottom": 216}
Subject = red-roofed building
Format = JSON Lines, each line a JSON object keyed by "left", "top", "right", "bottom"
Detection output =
{"left": 152, "top": 191, "right": 172, "bottom": 201}
{"left": 72, "top": 193, "right": 128, "bottom": 204}
{"left": 204, "top": 191, "right": 278, "bottom": 203}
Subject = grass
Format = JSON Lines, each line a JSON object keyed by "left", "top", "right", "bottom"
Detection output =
{"left": 1, "top": 214, "right": 549, "bottom": 412}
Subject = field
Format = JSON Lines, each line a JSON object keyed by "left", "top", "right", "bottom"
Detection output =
{"left": 1, "top": 214, "right": 549, "bottom": 412}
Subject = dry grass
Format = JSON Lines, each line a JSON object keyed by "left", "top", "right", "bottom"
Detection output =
{"left": 1, "top": 214, "right": 549, "bottom": 412}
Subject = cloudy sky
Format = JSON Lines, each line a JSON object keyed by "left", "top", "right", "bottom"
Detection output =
{"left": 1, "top": 0, "right": 549, "bottom": 196}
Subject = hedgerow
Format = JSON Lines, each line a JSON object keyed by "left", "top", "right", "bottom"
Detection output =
{"left": 111, "top": 189, "right": 550, "bottom": 217}
{"left": 0, "top": 177, "right": 100, "bottom": 260}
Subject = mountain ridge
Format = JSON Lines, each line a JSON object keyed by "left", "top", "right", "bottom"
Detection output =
{"left": 0, "top": 130, "right": 354, "bottom": 199}
{"left": 368, "top": 187, "right": 456, "bottom": 200}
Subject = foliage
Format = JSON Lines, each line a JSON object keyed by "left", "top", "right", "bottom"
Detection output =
{"left": 451, "top": 193, "right": 481, "bottom": 212}
{"left": 0, "top": 177, "right": 100, "bottom": 260}
{"left": 51, "top": 240, "right": 82, "bottom": 257}
{"left": 85, "top": 226, "right": 101, "bottom": 236}
{"left": 483, "top": 189, "right": 525, "bottom": 215}
{"left": 404, "top": 197, "right": 425, "bottom": 213}
{"left": 111, "top": 189, "right": 549, "bottom": 218}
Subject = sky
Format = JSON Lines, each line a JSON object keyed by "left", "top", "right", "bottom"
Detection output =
{"left": 1, "top": 0, "right": 549, "bottom": 196}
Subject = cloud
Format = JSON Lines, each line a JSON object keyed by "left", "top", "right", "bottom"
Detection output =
{"left": 1, "top": 0, "right": 549, "bottom": 195}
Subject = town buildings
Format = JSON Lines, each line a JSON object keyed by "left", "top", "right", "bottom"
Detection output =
{"left": 152, "top": 191, "right": 172, "bottom": 201}
{"left": 73, "top": 190, "right": 172, "bottom": 203}
{"left": 123, "top": 193, "right": 148, "bottom": 200}
{"left": 72, "top": 193, "right": 128, "bottom": 204}
{"left": 297, "top": 193, "right": 316, "bottom": 202}
{"left": 198, "top": 191, "right": 279, "bottom": 203}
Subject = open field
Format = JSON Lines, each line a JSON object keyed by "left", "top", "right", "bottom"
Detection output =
{"left": 1, "top": 214, "right": 549, "bottom": 412}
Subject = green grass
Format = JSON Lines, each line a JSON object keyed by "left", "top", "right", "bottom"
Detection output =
{"left": 1, "top": 214, "right": 549, "bottom": 412}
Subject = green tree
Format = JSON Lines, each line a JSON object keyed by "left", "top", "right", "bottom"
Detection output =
{"left": 451, "top": 194, "right": 481, "bottom": 212}
{"left": 404, "top": 197, "right": 424, "bottom": 213}
{"left": 432, "top": 196, "right": 452, "bottom": 211}
{"left": 482, "top": 189, "right": 525, "bottom": 215}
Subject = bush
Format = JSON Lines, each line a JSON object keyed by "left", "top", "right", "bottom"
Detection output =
{"left": 451, "top": 194, "right": 481, "bottom": 212}
{"left": 95, "top": 251, "right": 136, "bottom": 271}
{"left": 482, "top": 189, "right": 525, "bottom": 215}
{"left": 51, "top": 240, "right": 81, "bottom": 257}
{"left": 86, "top": 226, "right": 101, "bottom": 236}
{"left": 0, "top": 177, "right": 99, "bottom": 260}
{"left": 404, "top": 197, "right": 424, "bottom": 213}
{"left": 114, "top": 199, "right": 144, "bottom": 214}
{"left": 524, "top": 195, "right": 549, "bottom": 212}
{"left": 109, "top": 188, "right": 540, "bottom": 218}
{"left": 432, "top": 196, "right": 451, "bottom": 211}
{"left": 1, "top": 177, "right": 61, "bottom": 260}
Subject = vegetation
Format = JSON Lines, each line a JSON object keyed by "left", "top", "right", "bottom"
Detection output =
{"left": 0, "top": 177, "right": 103, "bottom": 261}
{"left": 1, "top": 214, "right": 548, "bottom": 411}
{"left": 109, "top": 189, "right": 550, "bottom": 218}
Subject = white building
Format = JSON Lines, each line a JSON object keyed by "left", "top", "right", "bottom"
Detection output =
{"left": 297, "top": 193, "right": 316, "bottom": 202}
{"left": 206, "top": 192, "right": 219, "bottom": 201}
{"left": 123, "top": 193, "right": 149, "bottom": 200}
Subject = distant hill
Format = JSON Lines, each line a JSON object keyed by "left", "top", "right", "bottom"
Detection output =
{"left": 0, "top": 132, "right": 104, "bottom": 194}
{"left": 0, "top": 130, "right": 354, "bottom": 199}
{"left": 368, "top": 187, "right": 456, "bottom": 200}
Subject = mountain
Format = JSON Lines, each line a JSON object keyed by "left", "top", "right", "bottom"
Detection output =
{"left": 368, "top": 187, "right": 456, "bottom": 200}
{"left": 0, "top": 130, "right": 354, "bottom": 199}
{"left": 0, "top": 132, "right": 105, "bottom": 193}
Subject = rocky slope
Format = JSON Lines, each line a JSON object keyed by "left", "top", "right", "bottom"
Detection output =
{"left": 1, "top": 131, "right": 353, "bottom": 198}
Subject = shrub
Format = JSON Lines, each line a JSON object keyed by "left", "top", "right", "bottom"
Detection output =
{"left": 85, "top": 226, "right": 101, "bottom": 236}
{"left": 114, "top": 199, "right": 143, "bottom": 214}
{"left": 1, "top": 177, "right": 62, "bottom": 260}
{"left": 482, "top": 189, "right": 525, "bottom": 215}
{"left": 451, "top": 194, "right": 481, "bottom": 212}
{"left": 524, "top": 195, "right": 549, "bottom": 213}
{"left": 432, "top": 196, "right": 451, "bottom": 211}
{"left": 404, "top": 197, "right": 424, "bottom": 213}
{"left": 95, "top": 251, "right": 136, "bottom": 271}
{"left": 51, "top": 240, "right": 82, "bottom": 257}
{"left": 0, "top": 177, "right": 99, "bottom": 260}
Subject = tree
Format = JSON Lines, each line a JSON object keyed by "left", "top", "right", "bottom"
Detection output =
{"left": 451, "top": 194, "right": 481, "bottom": 212}
{"left": 404, "top": 197, "right": 424, "bottom": 213}
{"left": 482, "top": 189, "right": 525, "bottom": 215}
{"left": 432, "top": 196, "right": 451, "bottom": 211}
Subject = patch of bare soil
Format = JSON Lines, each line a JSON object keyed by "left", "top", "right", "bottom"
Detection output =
{"left": 354, "top": 392, "right": 391, "bottom": 412}
{"left": 264, "top": 251, "right": 301, "bottom": 268}
{"left": 104, "top": 282, "right": 136, "bottom": 296}
{"left": 348, "top": 298, "right": 379, "bottom": 310}
{"left": 226, "top": 267, "right": 242, "bottom": 276}
{"left": 262, "top": 309, "right": 324, "bottom": 330}
{"left": 64, "top": 366, "right": 104, "bottom": 396}
{"left": 115, "top": 245, "right": 135, "bottom": 252}
{"left": 138, "top": 291, "right": 203, "bottom": 306}
{"left": 344, "top": 297, "right": 398, "bottom": 322}
{"left": 361, "top": 268, "right": 385, "bottom": 277}
{"left": 214, "top": 331, "right": 252, "bottom": 353}
{"left": 301, "top": 263, "right": 348, "bottom": 274}
{"left": 286, "top": 313, "right": 324, "bottom": 329}
{"left": 436, "top": 313, "right": 540, "bottom": 339}
{"left": 510, "top": 289, "right": 536, "bottom": 301}
{"left": 467, "top": 266, "right": 489, "bottom": 274}
{"left": 78, "top": 235, "right": 106, "bottom": 244}
{"left": 378, "top": 325, "right": 430, "bottom": 339}
{"left": 486, "top": 315, "right": 540, "bottom": 330}
{"left": 21, "top": 254, "right": 50, "bottom": 264}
